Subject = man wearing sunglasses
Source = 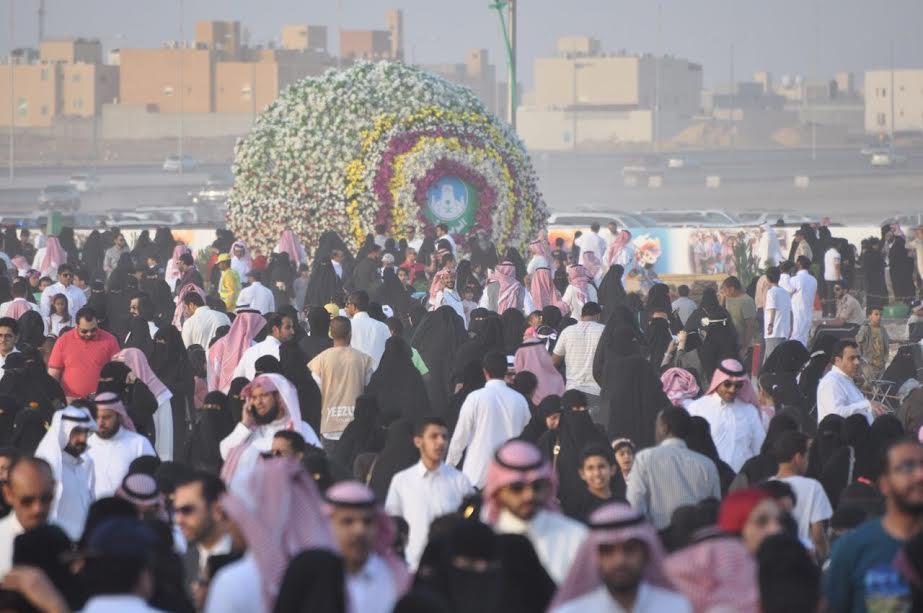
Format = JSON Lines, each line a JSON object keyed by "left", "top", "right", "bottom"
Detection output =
{"left": 38, "top": 263, "right": 87, "bottom": 319}
{"left": 0, "top": 457, "right": 55, "bottom": 576}
{"left": 687, "top": 358, "right": 766, "bottom": 473}
{"left": 482, "top": 439, "right": 588, "bottom": 584}
{"left": 47, "top": 307, "right": 120, "bottom": 401}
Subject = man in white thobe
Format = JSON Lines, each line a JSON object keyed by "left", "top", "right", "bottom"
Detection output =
{"left": 447, "top": 353, "right": 531, "bottom": 488}
{"left": 38, "top": 264, "right": 87, "bottom": 318}
{"left": 482, "top": 439, "right": 588, "bottom": 584}
{"left": 817, "top": 340, "right": 887, "bottom": 424}
{"left": 232, "top": 313, "right": 294, "bottom": 381}
{"left": 346, "top": 291, "right": 389, "bottom": 370}
{"left": 789, "top": 257, "right": 818, "bottom": 348}
{"left": 235, "top": 270, "right": 276, "bottom": 315}
{"left": 181, "top": 292, "right": 231, "bottom": 349}
{"left": 687, "top": 359, "right": 766, "bottom": 472}
{"left": 575, "top": 223, "right": 607, "bottom": 263}
{"left": 86, "top": 393, "right": 156, "bottom": 499}
{"left": 219, "top": 374, "right": 321, "bottom": 487}
{"left": 34, "top": 405, "right": 97, "bottom": 540}
{"left": 385, "top": 418, "right": 474, "bottom": 570}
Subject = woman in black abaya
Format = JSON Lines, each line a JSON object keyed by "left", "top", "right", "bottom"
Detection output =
{"left": 593, "top": 325, "right": 670, "bottom": 445}
{"left": 687, "top": 416, "right": 736, "bottom": 494}
{"left": 367, "top": 419, "right": 419, "bottom": 501}
{"left": 151, "top": 326, "right": 195, "bottom": 453}
{"left": 298, "top": 307, "right": 333, "bottom": 364}
{"left": 332, "top": 395, "right": 386, "bottom": 474}
{"left": 373, "top": 267, "right": 414, "bottom": 316}
{"left": 500, "top": 308, "right": 527, "bottom": 355}
{"left": 447, "top": 361, "right": 486, "bottom": 433}
{"left": 183, "top": 391, "right": 233, "bottom": 475}
{"left": 684, "top": 287, "right": 737, "bottom": 384}
{"left": 16, "top": 310, "right": 46, "bottom": 350}
{"left": 597, "top": 265, "right": 627, "bottom": 323}
{"left": 366, "top": 337, "right": 429, "bottom": 428}
{"left": 452, "top": 313, "right": 504, "bottom": 387}
{"left": 890, "top": 236, "right": 916, "bottom": 303}
{"left": 548, "top": 409, "right": 618, "bottom": 517}
{"left": 97, "top": 361, "right": 159, "bottom": 444}
{"left": 279, "top": 340, "right": 322, "bottom": 433}
{"left": 226, "top": 377, "right": 250, "bottom": 424}
{"left": 411, "top": 305, "right": 468, "bottom": 419}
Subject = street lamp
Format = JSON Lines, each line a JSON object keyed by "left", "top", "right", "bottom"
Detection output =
{"left": 177, "top": 0, "right": 185, "bottom": 175}
{"left": 488, "top": 0, "right": 516, "bottom": 129}
{"left": 8, "top": 0, "right": 15, "bottom": 182}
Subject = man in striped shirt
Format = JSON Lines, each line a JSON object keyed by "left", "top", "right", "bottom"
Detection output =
{"left": 552, "top": 302, "right": 605, "bottom": 424}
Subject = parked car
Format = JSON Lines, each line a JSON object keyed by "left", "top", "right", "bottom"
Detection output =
{"left": 735, "top": 211, "right": 823, "bottom": 226}
{"left": 870, "top": 150, "right": 908, "bottom": 167}
{"left": 162, "top": 154, "right": 200, "bottom": 172}
{"left": 68, "top": 173, "right": 100, "bottom": 192}
{"left": 38, "top": 184, "right": 81, "bottom": 211}
{"left": 547, "top": 211, "right": 653, "bottom": 230}
{"left": 640, "top": 209, "right": 740, "bottom": 227}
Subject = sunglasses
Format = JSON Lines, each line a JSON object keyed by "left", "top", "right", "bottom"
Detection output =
{"left": 19, "top": 492, "right": 54, "bottom": 507}
{"left": 506, "top": 478, "right": 551, "bottom": 495}
{"left": 720, "top": 381, "right": 745, "bottom": 389}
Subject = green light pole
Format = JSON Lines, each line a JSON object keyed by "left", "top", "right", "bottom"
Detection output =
{"left": 489, "top": 0, "right": 516, "bottom": 130}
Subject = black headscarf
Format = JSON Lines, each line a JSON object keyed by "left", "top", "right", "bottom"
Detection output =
{"left": 273, "top": 549, "right": 347, "bottom": 613}
{"left": 81, "top": 230, "right": 106, "bottom": 280}
{"left": 58, "top": 227, "right": 78, "bottom": 265}
{"left": 367, "top": 418, "right": 419, "bottom": 502}
{"left": 685, "top": 287, "right": 737, "bottom": 383}
{"left": 298, "top": 307, "right": 333, "bottom": 364}
{"left": 305, "top": 260, "right": 344, "bottom": 307}
{"left": 124, "top": 316, "right": 155, "bottom": 358}
{"left": 500, "top": 308, "right": 526, "bottom": 355}
{"left": 153, "top": 227, "right": 176, "bottom": 264}
{"left": 279, "top": 341, "right": 322, "bottom": 433}
{"left": 17, "top": 310, "right": 46, "bottom": 350}
{"left": 447, "top": 361, "right": 486, "bottom": 433}
{"left": 373, "top": 268, "right": 415, "bottom": 316}
{"left": 3, "top": 226, "right": 22, "bottom": 257}
{"left": 735, "top": 414, "right": 799, "bottom": 489}
{"left": 411, "top": 306, "right": 468, "bottom": 419}
{"left": 503, "top": 247, "right": 527, "bottom": 282}
{"left": 597, "top": 265, "right": 627, "bottom": 322}
{"left": 88, "top": 281, "right": 109, "bottom": 331}
{"left": 761, "top": 340, "right": 810, "bottom": 376}
{"left": 552, "top": 410, "right": 614, "bottom": 514}
{"left": 593, "top": 326, "right": 670, "bottom": 445}
{"left": 226, "top": 377, "right": 250, "bottom": 424}
{"left": 183, "top": 391, "right": 233, "bottom": 475}
{"left": 98, "top": 361, "right": 158, "bottom": 443}
{"left": 453, "top": 314, "right": 504, "bottom": 387}
{"left": 332, "top": 395, "right": 386, "bottom": 473}
{"left": 0, "top": 350, "right": 64, "bottom": 418}
{"left": 366, "top": 337, "right": 429, "bottom": 427}
{"left": 687, "top": 416, "right": 736, "bottom": 494}
{"left": 455, "top": 260, "right": 482, "bottom": 302}
{"left": 152, "top": 325, "right": 195, "bottom": 438}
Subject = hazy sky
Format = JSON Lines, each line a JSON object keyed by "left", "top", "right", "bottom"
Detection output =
{"left": 2, "top": 0, "right": 921, "bottom": 88}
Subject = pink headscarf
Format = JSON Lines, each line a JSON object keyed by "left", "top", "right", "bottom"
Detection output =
{"left": 428, "top": 269, "right": 453, "bottom": 309}
{"left": 221, "top": 459, "right": 337, "bottom": 612}
{"left": 483, "top": 440, "right": 557, "bottom": 524}
{"left": 549, "top": 503, "right": 675, "bottom": 611}
{"left": 528, "top": 267, "right": 570, "bottom": 315}
{"left": 114, "top": 348, "right": 170, "bottom": 400}
{"left": 580, "top": 250, "right": 602, "bottom": 280}
{"left": 275, "top": 230, "right": 306, "bottom": 265}
{"left": 172, "top": 283, "right": 206, "bottom": 330}
{"left": 39, "top": 236, "right": 67, "bottom": 277}
{"left": 207, "top": 310, "right": 266, "bottom": 392}
{"left": 663, "top": 532, "right": 759, "bottom": 613}
{"left": 492, "top": 262, "right": 521, "bottom": 314}
{"left": 514, "top": 338, "right": 565, "bottom": 404}
{"left": 4, "top": 299, "right": 33, "bottom": 320}
{"left": 706, "top": 358, "right": 759, "bottom": 406}
{"left": 529, "top": 238, "right": 549, "bottom": 261}
{"left": 94, "top": 391, "right": 136, "bottom": 432}
{"left": 164, "top": 244, "right": 189, "bottom": 288}
{"left": 324, "top": 481, "right": 411, "bottom": 595}
{"left": 11, "top": 256, "right": 29, "bottom": 277}
{"left": 605, "top": 229, "right": 632, "bottom": 267}
{"left": 221, "top": 374, "right": 302, "bottom": 482}
{"left": 566, "top": 264, "right": 590, "bottom": 303}
{"left": 661, "top": 367, "right": 700, "bottom": 407}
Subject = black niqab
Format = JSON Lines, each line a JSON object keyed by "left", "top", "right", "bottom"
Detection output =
{"left": 366, "top": 337, "right": 429, "bottom": 427}
{"left": 411, "top": 306, "right": 468, "bottom": 419}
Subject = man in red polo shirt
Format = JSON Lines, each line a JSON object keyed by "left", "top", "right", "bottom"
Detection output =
{"left": 47, "top": 307, "right": 120, "bottom": 401}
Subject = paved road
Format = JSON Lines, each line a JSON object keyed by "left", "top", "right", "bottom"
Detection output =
{"left": 0, "top": 148, "right": 919, "bottom": 224}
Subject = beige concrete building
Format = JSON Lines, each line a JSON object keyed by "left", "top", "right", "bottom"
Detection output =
{"left": 865, "top": 69, "right": 923, "bottom": 133}
{"left": 195, "top": 21, "right": 241, "bottom": 61}
{"left": 423, "top": 48, "right": 503, "bottom": 116}
{"left": 281, "top": 25, "right": 328, "bottom": 52}
{"left": 386, "top": 9, "right": 404, "bottom": 60}
{"left": 0, "top": 63, "right": 60, "bottom": 127}
{"left": 118, "top": 47, "right": 214, "bottom": 113}
{"left": 61, "top": 63, "right": 119, "bottom": 117}
{"left": 40, "top": 39, "right": 102, "bottom": 65}
{"left": 340, "top": 30, "right": 392, "bottom": 61}
{"left": 215, "top": 61, "right": 279, "bottom": 114}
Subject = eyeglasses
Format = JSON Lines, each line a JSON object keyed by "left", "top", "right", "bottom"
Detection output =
{"left": 505, "top": 478, "right": 551, "bottom": 495}
{"left": 720, "top": 381, "right": 745, "bottom": 389}
{"left": 174, "top": 504, "right": 199, "bottom": 516}
{"left": 19, "top": 492, "right": 54, "bottom": 507}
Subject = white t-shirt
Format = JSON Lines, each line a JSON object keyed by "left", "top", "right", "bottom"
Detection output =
{"left": 824, "top": 248, "right": 841, "bottom": 282}
{"left": 764, "top": 285, "right": 792, "bottom": 339}
{"left": 772, "top": 475, "right": 832, "bottom": 550}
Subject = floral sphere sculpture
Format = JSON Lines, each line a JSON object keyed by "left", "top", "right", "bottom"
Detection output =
{"left": 226, "top": 61, "right": 548, "bottom": 254}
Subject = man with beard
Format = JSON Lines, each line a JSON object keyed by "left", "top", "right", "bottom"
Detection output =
{"left": 825, "top": 437, "right": 923, "bottom": 612}
{"left": 0, "top": 457, "right": 55, "bottom": 576}
{"left": 86, "top": 392, "right": 156, "bottom": 499}
{"left": 325, "top": 481, "right": 409, "bottom": 613}
{"left": 549, "top": 503, "right": 691, "bottom": 612}
{"left": 482, "top": 439, "right": 588, "bottom": 584}
{"left": 173, "top": 472, "right": 231, "bottom": 605}
{"left": 33, "top": 405, "right": 96, "bottom": 540}
{"left": 175, "top": 253, "right": 204, "bottom": 296}
{"left": 218, "top": 373, "right": 321, "bottom": 485}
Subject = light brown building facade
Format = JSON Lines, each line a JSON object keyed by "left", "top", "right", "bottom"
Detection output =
{"left": 118, "top": 47, "right": 214, "bottom": 113}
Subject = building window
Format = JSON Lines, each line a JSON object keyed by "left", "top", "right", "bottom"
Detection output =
{"left": 40, "top": 68, "right": 49, "bottom": 81}
{"left": 16, "top": 98, "right": 27, "bottom": 117}
{"left": 882, "top": 88, "right": 887, "bottom": 97}
{"left": 877, "top": 112, "right": 886, "bottom": 126}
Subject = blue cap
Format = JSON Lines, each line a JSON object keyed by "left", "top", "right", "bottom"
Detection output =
{"left": 85, "top": 517, "right": 158, "bottom": 559}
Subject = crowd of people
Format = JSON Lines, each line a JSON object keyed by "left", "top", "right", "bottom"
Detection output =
{"left": 0, "top": 219, "right": 920, "bottom": 612}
